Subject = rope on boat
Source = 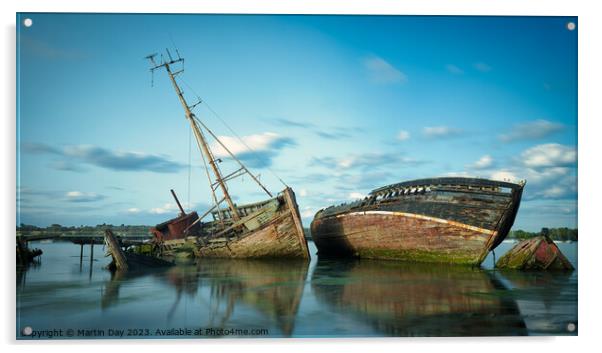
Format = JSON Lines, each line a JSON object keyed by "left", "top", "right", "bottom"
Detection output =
{"left": 178, "top": 76, "right": 289, "bottom": 189}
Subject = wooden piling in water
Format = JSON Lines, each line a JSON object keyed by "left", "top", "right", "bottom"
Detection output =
{"left": 104, "top": 229, "right": 129, "bottom": 271}
{"left": 90, "top": 239, "right": 94, "bottom": 262}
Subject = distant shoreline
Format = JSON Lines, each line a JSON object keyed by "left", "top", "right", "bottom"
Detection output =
{"left": 18, "top": 224, "right": 577, "bottom": 242}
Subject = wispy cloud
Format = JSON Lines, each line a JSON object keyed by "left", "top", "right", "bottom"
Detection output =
{"left": 363, "top": 56, "right": 407, "bottom": 84}
{"left": 473, "top": 62, "right": 492, "bottom": 72}
{"left": 211, "top": 132, "right": 295, "bottom": 169}
{"left": 423, "top": 126, "right": 464, "bottom": 139}
{"left": 271, "top": 118, "right": 359, "bottom": 140}
{"left": 65, "top": 191, "right": 105, "bottom": 203}
{"left": 499, "top": 119, "right": 565, "bottom": 142}
{"left": 445, "top": 64, "right": 464, "bottom": 74}
{"left": 128, "top": 200, "right": 206, "bottom": 217}
{"left": 20, "top": 35, "right": 87, "bottom": 60}
{"left": 23, "top": 143, "right": 185, "bottom": 173}
{"left": 470, "top": 155, "right": 494, "bottom": 170}
{"left": 397, "top": 130, "right": 410, "bottom": 141}
{"left": 311, "top": 152, "right": 423, "bottom": 171}
{"left": 271, "top": 118, "right": 316, "bottom": 129}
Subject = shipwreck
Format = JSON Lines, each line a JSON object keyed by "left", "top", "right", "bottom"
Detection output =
{"left": 130, "top": 50, "right": 309, "bottom": 261}
{"left": 311, "top": 177, "right": 525, "bottom": 266}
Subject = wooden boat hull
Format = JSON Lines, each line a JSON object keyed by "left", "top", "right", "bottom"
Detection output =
{"left": 196, "top": 187, "right": 310, "bottom": 259}
{"left": 495, "top": 236, "right": 574, "bottom": 270}
{"left": 311, "top": 177, "right": 524, "bottom": 266}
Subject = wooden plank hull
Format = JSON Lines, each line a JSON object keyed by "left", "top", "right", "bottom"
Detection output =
{"left": 312, "top": 211, "right": 493, "bottom": 264}
{"left": 196, "top": 188, "right": 310, "bottom": 259}
{"left": 495, "top": 236, "right": 574, "bottom": 270}
{"left": 311, "top": 177, "right": 524, "bottom": 266}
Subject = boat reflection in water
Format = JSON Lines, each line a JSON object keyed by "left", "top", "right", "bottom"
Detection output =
{"left": 492, "top": 269, "right": 577, "bottom": 335}
{"left": 101, "top": 259, "right": 309, "bottom": 337}
{"left": 311, "top": 259, "right": 528, "bottom": 336}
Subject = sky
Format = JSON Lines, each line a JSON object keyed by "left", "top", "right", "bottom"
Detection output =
{"left": 16, "top": 14, "right": 577, "bottom": 231}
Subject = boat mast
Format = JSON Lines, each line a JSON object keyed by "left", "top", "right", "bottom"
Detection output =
{"left": 147, "top": 50, "right": 241, "bottom": 222}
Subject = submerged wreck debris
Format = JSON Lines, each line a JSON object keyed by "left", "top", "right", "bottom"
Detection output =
{"left": 311, "top": 177, "right": 525, "bottom": 266}
{"left": 16, "top": 238, "right": 42, "bottom": 265}
{"left": 104, "top": 229, "right": 174, "bottom": 272}
{"left": 495, "top": 235, "right": 574, "bottom": 271}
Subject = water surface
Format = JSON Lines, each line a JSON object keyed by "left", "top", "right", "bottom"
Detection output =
{"left": 16, "top": 240, "right": 577, "bottom": 338}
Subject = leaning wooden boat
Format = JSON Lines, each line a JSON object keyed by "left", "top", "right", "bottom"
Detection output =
{"left": 142, "top": 50, "right": 309, "bottom": 260}
{"left": 311, "top": 177, "right": 524, "bottom": 266}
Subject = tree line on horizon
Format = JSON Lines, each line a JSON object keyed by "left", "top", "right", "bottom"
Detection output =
{"left": 17, "top": 223, "right": 577, "bottom": 241}
{"left": 17, "top": 223, "right": 152, "bottom": 236}
{"left": 508, "top": 227, "right": 578, "bottom": 241}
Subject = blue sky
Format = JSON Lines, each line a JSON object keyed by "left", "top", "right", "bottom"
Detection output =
{"left": 16, "top": 14, "right": 577, "bottom": 231}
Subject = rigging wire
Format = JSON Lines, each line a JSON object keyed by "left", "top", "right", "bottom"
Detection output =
{"left": 178, "top": 76, "right": 289, "bottom": 188}
{"left": 187, "top": 124, "right": 192, "bottom": 211}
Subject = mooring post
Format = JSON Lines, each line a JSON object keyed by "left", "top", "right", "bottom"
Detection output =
{"left": 80, "top": 243, "right": 84, "bottom": 262}
{"left": 89, "top": 239, "right": 94, "bottom": 279}
{"left": 90, "top": 239, "right": 94, "bottom": 262}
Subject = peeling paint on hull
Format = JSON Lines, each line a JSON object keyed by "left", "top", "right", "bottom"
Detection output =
{"left": 197, "top": 188, "right": 310, "bottom": 259}
{"left": 311, "top": 177, "right": 524, "bottom": 266}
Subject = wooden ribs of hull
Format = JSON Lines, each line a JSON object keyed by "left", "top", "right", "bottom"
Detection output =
{"left": 197, "top": 188, "right": 310, "bottom": 259}
{"left": 311, "top": 211, "right": 495, "bottom": 265}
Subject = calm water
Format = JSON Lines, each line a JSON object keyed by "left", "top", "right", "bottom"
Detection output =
{"left": 16, "top": 240, "right": 577, "bottom": 339}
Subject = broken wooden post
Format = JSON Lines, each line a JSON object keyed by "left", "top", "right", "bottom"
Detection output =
{"left": 104, "top": 229, "right": 129, "bottom": 271}
{"left": 496, "top": 235, "right": 574, "bottom": 271}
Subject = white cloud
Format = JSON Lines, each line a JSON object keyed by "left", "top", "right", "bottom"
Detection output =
{"left": 489, "top": 170, "right": 519, "bottom": 183}
{"left": 487, "top": 166, "right": 575, "bottom": 200}
{"left": 471, "top": 155, "right": 494, "bottom": 170}
{"left": 473, "top": 62, "right": 492, "bottom": 72}
{"left": 397, "top": 130, "right": 410, "bottom": 141}
{"left": 520, "top": 143, "right": 576, "bottom": 168}
{"left": 423, "top": 126, "right": 463, "bottom": 138}
{"left": 127, "top": 208, "right": 141, "bottom": 214}
{"left": 445, "top": 64, "right": 464, "bottom": 74}
{"left": 298, "top": 189, "right": 308, "bottom": 197}
{"left": 499, "top": 119, "right": 565, "bottom": 142}
{"left": 348, "top": 192, "right": 366, "bottom": 200}
{"left": 65, "top": 191, "right": 105, "bottom": 202}
{"left": 209, "top": 132, "right": 294, "bottom": 168}
{"left": 301, "top": 207, "right": 315, "bottom": 218}
{"left": 211, "top": 132, "right": 281, "bottom": 157}
{"left": 363, "top": 56, "right": 407, "bottom": 84}
{"left": 150, "top": 203, "right": 177, "bottom": 215}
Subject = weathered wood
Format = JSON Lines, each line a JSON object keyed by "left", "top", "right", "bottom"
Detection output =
{"left": 196, "top": 192, "right": 309, "bottom": 259}
{"left": 104, "top": 229, "right": 129, "bottom": 271}
{"left": 311, "top": 177, "right": 524, "bottom": 266}
{"left": 282, "top": 187, "right": 310, "bottom": 259}
{"left": 495, "top": 236, "right": 574, "bottom": 270}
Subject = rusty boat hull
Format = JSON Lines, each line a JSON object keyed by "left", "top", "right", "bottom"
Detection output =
{"left": 195, "top": 187, "right": 310, "bottom": 259}
{"left": 311, "top": 177, "right": 524, "bottom": 265}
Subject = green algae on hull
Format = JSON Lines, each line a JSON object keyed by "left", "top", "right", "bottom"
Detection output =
{"left": 357, "top": 248, "right": 480, "bottom": 266}
{"left": 495, "top": 236, "right": 574, "bottom": 271}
